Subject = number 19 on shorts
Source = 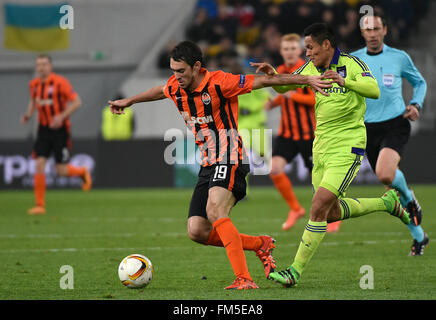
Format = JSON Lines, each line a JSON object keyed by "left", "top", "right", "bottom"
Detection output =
{"left": 213, "top": 165, "right": 228, "bottom": 181}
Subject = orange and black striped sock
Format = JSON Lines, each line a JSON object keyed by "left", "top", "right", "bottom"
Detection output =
{"left": 67, "top": 164, "right": 85, "bottom": 177}
{"left": 34, "top": 173, "right": 46, "bottom": 207}
{"left": 212, "top": 217, "right": 252, "bottom": 280}
{"left": 206, "top": 227, "right": 263, "bottom": 251}
{"left": 270, "top": 172, "right": 301, "bottom": 211}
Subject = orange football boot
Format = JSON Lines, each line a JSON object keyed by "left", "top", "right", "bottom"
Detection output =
{"left": 225, "top": 277, "right": 259, "bottom": 290}
{"left": 27, "top": 206, "right": 46, "bottom": 215}
{"left": 327, "top": 221, "right": 342, "bottom": 233}
{"left": 282, "top": 207, "right": 305, "bottom": 230}
{"left": 82, "top": 168, "right": 92, "bottom": 192}
{"left": 255, "top": 235, "right": 276, "bottom": 278}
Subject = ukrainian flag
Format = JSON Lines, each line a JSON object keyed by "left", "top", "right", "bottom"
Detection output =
{"left": 4, "top": 2, "right": 69, "bottom": 51}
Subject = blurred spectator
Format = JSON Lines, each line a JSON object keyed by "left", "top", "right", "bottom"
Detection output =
{"left": 212, "top": 3, "right": 239, "bottom": 43}
{"left": 232, "top": 0, "right": 256, "bottom": 27}
{"left": 261, "top": 23, "right": 283, "bottom": 65}
{"left": 243, "top": 41, "right": 267, "bottom": 68}
{"left": 215, "top": 37, "right": 239, "bottom": 67}
{"left": 186, "top": 8, "right": 216, "bottom": 43}
{"left": 196, "top": 0, "right": 219, "bottom": 18}
{"left": 159, "top": 0, "right": 422, "bottom": 70}
{"left": 337, "top": 8, "right": 362, "bottom": 51}
{"left": 156, "top": 40, "right": 176, "bottom": 70}
{"left": 380, "top": 0, "right": 413, "bottom": 41}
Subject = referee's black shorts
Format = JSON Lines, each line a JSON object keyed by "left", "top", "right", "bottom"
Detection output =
{"left": 32, "top": 125, "right": 71, "bottom": 164}
{"left": 188, "top": 163, "right": 250, "bottom": 219}
{"left": 365, "top": 115, "right": 411, "bottom": 171}
{"left": 272, "top": 136, "right": 313, "bottom": 171}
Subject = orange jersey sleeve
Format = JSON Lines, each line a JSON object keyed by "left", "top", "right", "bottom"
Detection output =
{"left": 215, "top": 71, "right": 254, "bottom": 98}
{"left": 272, "top": 95, "right": 282, "bottom": 107}
{"left": 164, "top": 75, "right": 176, "bottom": 99}
{"left": 29, "top": 79, "right": 39, "bottom": 100}
{"left": 58, "top": 76, "right": 78, "bottom": 102}
{"left": 291, "top": 88, "right": 315, "bottom": 107}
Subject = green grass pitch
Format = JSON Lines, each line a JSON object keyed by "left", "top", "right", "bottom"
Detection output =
{"left": 0, "top": 185, "right": 435, "bottom": 300}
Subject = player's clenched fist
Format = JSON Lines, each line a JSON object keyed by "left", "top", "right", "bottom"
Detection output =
{"left": 108, "top": 98, "right": 132, "bottom": 114}
{"left": 250, "top": 62, "right": 276, "bottom": 76}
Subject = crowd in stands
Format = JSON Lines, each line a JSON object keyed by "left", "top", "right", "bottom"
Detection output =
{"left": 157, "top": 0, "right": 429, "bottom": 73}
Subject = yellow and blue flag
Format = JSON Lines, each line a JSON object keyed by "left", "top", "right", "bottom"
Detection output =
{"left": 4, "top": 2, "right": 69, "bottom": 51}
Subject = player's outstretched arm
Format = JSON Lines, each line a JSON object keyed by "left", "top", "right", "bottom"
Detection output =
{"left": 108, "top": 85, "right": 166, "bottom": 114}
{"left": 21, "top": 100, "right": 36, "bottom": 125}
{"left": 250, "top": 62, "right": 332, "bottom": 96}
{"left": 252, "top": 73, "right": 332, "bottom": 96}
{"left": 250, "top": 62, "right": 295, "bottom": 94}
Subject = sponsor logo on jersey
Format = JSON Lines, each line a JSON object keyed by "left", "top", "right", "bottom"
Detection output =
{"left": 181, "top": 112, "right": 214, "bottom": 125}
{"left": 322, "top": 86, "right": 349, "bottom": 94}
{"left": 36, "top": 98, "right": 53, "bottom": 105}
{"left": 337, "top": 66, "right": 347, "bottom": 78}
{"left": 361, "top": 72, "right": 374, "bottom": 79}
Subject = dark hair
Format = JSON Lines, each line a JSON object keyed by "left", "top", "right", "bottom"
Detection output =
{"left": 36, "top": 53, "right": 52, "bottom": 63}
{"left": 303, "top": 23, "right": 337, "bottom": 48}
{"left": 169, "top": 41, "right": 203, "bottom": 67}
{"left": 366, "top": 14, "right": 387, "bottom": 27}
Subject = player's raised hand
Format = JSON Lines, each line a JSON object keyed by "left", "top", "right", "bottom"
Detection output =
{"left": 403, "top": 105, "right": 420, "bottom": 121}
{"left": 307, "top": 75, "right": 333, "bottom": 96}
{"left": 264, "top": 98, "right": 275, "bottom": 110}
{"left": 108, "top": 98, "right": 132, "bottom": 115}
{"left": 20, "top": 114, "right": 30, "bottom": 125}
{"left": 322, "top": 70, "right": 345, "bottom": 87}
{"left": 250, "top": 62, "right": 276, "bottom": 76}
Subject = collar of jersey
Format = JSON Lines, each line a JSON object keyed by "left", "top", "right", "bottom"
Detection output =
{"left": 280, "top": 58, "right": 306, "bottom": 74}
{"left": 365, "top": 43, "right": 388, "bottom": 56}
{"left": 38, "top": 72, "right": 56, "bottom": 83}
{"left": 191, "top": 68, "right": 211, "bottom": 93}
{"left": 316, "top": 47, "right": 341, "bottom": 73}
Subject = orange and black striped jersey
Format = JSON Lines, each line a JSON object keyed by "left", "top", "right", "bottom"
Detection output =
{"left": 164, "top": 68, "right": 254, "bottom": 167}
{"left": 272, "top": 59, "right": 316, "bottom": 141}
{"left": 29, "top": 72, "right": 78, "bottom": 129}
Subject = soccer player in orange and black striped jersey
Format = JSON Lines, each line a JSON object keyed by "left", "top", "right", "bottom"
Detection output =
{"left": 21, "top": 54, "right": 92, "bottom": 215}
{"left": 108, "top": 41, "right": 332, "bottom": 290}
{"left": 264, "top": 34, "right": 316, "bottom": 231}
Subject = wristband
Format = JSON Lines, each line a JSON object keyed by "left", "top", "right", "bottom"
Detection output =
{"left": 410, "top": 103, "right": 420, "bottom": 111}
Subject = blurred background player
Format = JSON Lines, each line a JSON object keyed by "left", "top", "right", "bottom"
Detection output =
{"left": 101, "top": 94, "right": 134, "bottom": 141}
{"left": 230, "top": 59, "right": 271, "bottom": 196}
{"left": 21, "top": 54, "right": 92, "bottom": 215}
{"left": 352, "top": 15, "right": 429, "bottom": 255}
{"left": 264, "top": 33, "right": 316, "bottom": 231}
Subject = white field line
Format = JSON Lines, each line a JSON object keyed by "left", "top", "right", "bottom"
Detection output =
{"left": 0, "top": 232, "right": 185, "bottom": 239}
{"left": 31, "top": 216, "right": 419, "bottom": 228}
{"left": 0, "top": 231, "right": 410, "bottom": 240}
{"left": 0, "top": 239, "right": 412, "bottom": 254}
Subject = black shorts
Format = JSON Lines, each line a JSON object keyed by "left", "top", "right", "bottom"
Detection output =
{"left": 188, "top": 163, "right": 250, "bottom": 219}
{"left": 32, "top": 126, "right": 71, "bottom": 164}
{"left": 272, "top": 136, "right": 313, "bottom": 171}
{"left": 365, "top": 115, "right": 411, "bottom": 171}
